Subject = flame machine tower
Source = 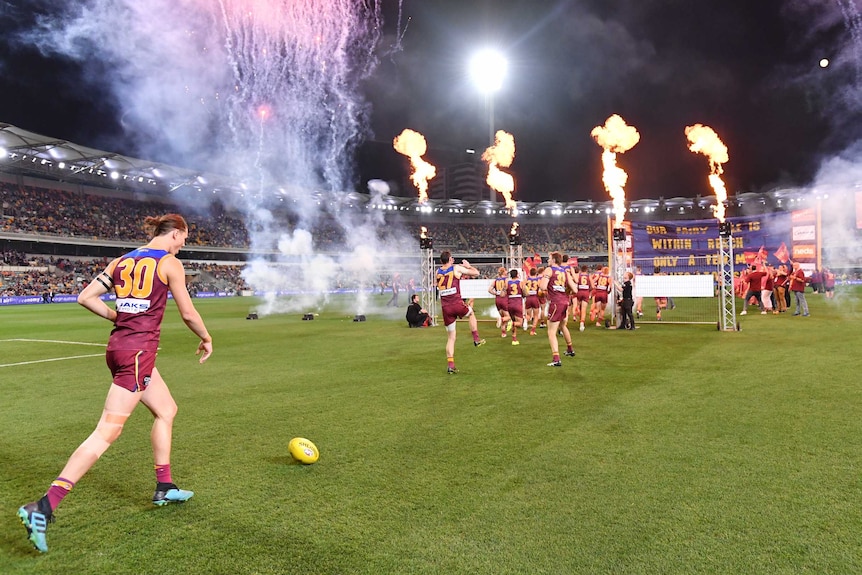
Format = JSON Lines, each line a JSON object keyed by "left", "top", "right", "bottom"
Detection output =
{"left": 506, "top": 226, "right": 523, "bottom": 275}
{"left": 610, "top": 227, "right": 631, "bottom": 327}
{"left": 717, "top": 222, "right": 738, "bottom": 331}
{"left": 420, "top": 234, "right": 438, "bottom": 327}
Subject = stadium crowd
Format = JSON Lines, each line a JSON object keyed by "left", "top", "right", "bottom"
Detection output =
{"left": 6, "top": 180, "right": 855, "bottom": 299}
{"left": 421, "top": 222, "right": 605, "bottom": 254}
{"left": 1, "top": 182, "right": 249, "bottom": 247}
{"left": 0, "top": 255, "right": 107, "bottom": 297}
{"left": 1, "top": 182, "right": 608, "bottom": 254}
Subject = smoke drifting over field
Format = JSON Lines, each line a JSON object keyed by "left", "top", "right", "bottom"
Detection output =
{"left": 23, "top": 0, "right": 417, "bottom": 315}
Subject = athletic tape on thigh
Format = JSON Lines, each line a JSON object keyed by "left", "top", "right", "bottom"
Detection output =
{"left": 96, "top": 410, "right": 131, "bottom": 442}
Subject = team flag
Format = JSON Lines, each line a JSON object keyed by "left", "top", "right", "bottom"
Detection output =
{"left": 774, "top": 242, "right": 789, "bottom": 263}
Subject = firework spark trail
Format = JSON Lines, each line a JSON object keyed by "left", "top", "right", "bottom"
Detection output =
{"left": 482, "top": 130, "right": 517, "bottom": 212}
{"left": 21, "top": 0, "right": 418, "bottom": 319}
{"left": 837, "top": 0, "right": 862, "bottom": 60}
{"left": 836, "top": 0, "right": 862, "bottom": 98}
{"left": 29, "top": 0, "right": 382, "bottom": 201}
{"left": 215, "top": 0, "right": 382, "bottom": 193}
{"left": 685, "top": 124, "right": 729, "bottom": 223}
{"left": 208, "top": 1, "right": 396, "bottom": 317}
{"left": 590, "top": 115, "right": 639, "bottom": 227}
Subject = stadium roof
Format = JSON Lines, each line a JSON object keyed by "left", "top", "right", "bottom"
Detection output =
{"left": 0, "top": 122, "right": 830, "bottom": 220}
{"left": 0, "top": 123, "right": 208, "bottom": 193}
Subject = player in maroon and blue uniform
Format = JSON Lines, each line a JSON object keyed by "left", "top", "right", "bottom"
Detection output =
{"left": 574, "top": 264, "right": 593, "bottom": 332}
{"left": 18, "top": 214, "right": 213, "bottom": 553}
{"left": 488, "top": 267, "right": 512, "bottom": 337}
{"left": 524, "top": 268, "right": 541, "bottom": 336}
{"left": 437, "top": 251, "right": 485, "bottom": 374}
{"left": 506, "top": 269, "right": 525, "bottom": 346}
{"left": 536, "top": 266, "right": 549, "bottom": 331}
{"left": 539, "top": 251, "right": 578, "bottom": 367}
{"left": 590, "top": 266, "right": 612, "bottom": 327}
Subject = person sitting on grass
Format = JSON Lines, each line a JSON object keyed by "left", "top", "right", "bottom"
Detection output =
{"left": 406, "top": 294, "right": 430, "bottom": 328}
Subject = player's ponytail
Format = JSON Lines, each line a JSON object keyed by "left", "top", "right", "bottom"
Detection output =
{"left": 143, "top": 214, "right": 188, "bottom": 239}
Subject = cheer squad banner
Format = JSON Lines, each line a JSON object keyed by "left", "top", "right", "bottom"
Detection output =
{"left": 629, "top": 211, "right": 818, "bottom": 274}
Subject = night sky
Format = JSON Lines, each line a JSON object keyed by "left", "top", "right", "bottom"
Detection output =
{"left": 1, "top": 0, "right": 860, "bottom": 203}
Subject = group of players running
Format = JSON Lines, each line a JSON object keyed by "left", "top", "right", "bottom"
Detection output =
{"left": 436, "top": 250, "right": 615, "bottom": 373}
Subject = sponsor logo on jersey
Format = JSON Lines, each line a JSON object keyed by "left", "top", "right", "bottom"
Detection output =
{"left": 116, "top": 298, "right": 152, "bottom": 314}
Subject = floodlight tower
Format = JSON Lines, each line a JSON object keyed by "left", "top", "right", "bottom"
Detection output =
{"left": 469, "top": 49, "right": 508, "bottom": 202}
{"left": 717, "top": 221, "right": 738, "bottom": 331}
{"left": 419, "top": 229, "right": 438, "bottom": 326}
{"left": 610, "top": 226, "right": 631, "bottom": 328}
{"left": 506, "top": 223, "right": 523, "bottom": 275}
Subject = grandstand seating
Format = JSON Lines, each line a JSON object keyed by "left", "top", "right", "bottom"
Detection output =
{"left": 4, "top": 178, "right": 858, "bottom": 297}
{"left": 0, "top": 180, "right": 609, "bottom": 296}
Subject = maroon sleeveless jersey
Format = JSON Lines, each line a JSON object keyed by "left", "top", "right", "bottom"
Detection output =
{"left": 547, "top": 266, "right": 570, "bottom": 306}
{"left": 108, "top": 247, "right": 172, "bottom": 352}
{"left": 436, "top": 264, "right": 462, "bottom": 304}
{"left": 507, "top": 278, "right": 524, "bottom": 299}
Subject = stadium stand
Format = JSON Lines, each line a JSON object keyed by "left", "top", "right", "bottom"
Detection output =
{"left": 2, "top": 167, "right": 860, "bottom": 297}
{"left": 1, "top": 179, "right": 612, "bottom": 296}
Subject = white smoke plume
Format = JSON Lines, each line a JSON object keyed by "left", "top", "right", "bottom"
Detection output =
{"left": 780, "top": 1, "right": 862, "bottom": 144}
{"left": 22, "top": 0, "right": 423, "bottom": 317}
{"left": 780, "top": 1, "right": 862, "bottom": 287}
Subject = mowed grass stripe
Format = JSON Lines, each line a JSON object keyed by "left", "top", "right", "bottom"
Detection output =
{"left": 2, "top": 289, "right": 861, "bottom": 574}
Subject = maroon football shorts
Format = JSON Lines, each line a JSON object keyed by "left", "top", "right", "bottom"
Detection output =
{"left": 106, "top": 350, "right": 157, "bottom": 392}
{"left": 441, "top": 299, "right": 471, "bottom": 327}
{"left": 548, "top": 301, "right": 569, "bottom": 323}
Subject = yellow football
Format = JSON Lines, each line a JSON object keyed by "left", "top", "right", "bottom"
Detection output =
{"left": 288, "top": 437, "right": 320, "bottom": 464}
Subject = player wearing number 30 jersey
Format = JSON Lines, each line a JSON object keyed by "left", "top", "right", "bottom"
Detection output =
{"left": 17, "top": 214, "right": 213, "bottom": 554}
{"left": 108, "top": 246, "right": 172, "bottom": 355}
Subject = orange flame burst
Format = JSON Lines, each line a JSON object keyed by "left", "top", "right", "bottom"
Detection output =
{"left": 393, "top": 129, "right": 437, "bottom": 203}
{"left": 482, "top": 130, "right": 517, "bottom": 212}
{"left": 591, "top": 115, "right": 639, "bottom": 227}
{"left": 510, "top": 222, "right": 519, "bottom": 235}
{"left": 685, "top": 124, "right": 729, "bottom": 223}
{"left": 420, "top": 226, "right": 428, "bottom": 239}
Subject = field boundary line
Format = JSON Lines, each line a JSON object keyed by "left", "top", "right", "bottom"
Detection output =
{"left": 0, "top": 338, "right": 106, "bottom": 347}
{"left": 0, "top": 353, "right": 104, "bottom": 368}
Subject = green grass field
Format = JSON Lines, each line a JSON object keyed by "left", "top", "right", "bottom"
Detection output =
{"left": 2, "top": 290, "right": 862, "bottom": 574}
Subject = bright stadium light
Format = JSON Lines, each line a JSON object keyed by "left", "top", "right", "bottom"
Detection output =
{"left": 110, "top": 171, "right": 120, "bottom": 180}
{"left": 470, "top": 49, "right": 508, "bottom": 202}
{"left": 470, "top": 49, "right": 508, "bottom": 95}
{"left": 0, "top": 147, "right": 7, "bottom": 158}
{"left": 469, "top": 48, "right": 507, "bottom": 145}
